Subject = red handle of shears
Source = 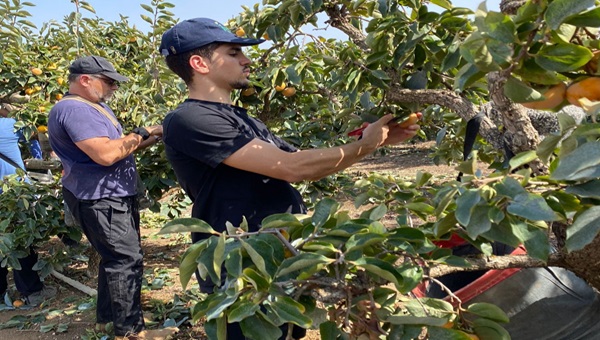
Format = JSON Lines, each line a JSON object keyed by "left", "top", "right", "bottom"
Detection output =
{"left": 347, "top": 125, "right": 368, "bottom": 137}
{"left": 347, "top": 115, "right": 410, "bottom": 137}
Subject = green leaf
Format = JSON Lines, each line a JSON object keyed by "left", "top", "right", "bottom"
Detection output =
{"left": 285, "top": 64, "right": 301, "bottom": 85}
{"left": 557, "top": 112, "right": 579, "bottom": 131}
{"left": 205, "top": 294, "right": 238, "bottom": 321}
{"left": 535, "top": 43, "right": 593, "bottom": 72}
{"left": 551, "top": 142, "right": 600, "bottom": 181}
{"left": 389, "top": 227, "right": 426, "bottom": 242}
{"left": 537, "top": 134, "right": 563, "bottom": 164}
{"left": 503, "top": 77, "right": 543, "bottom": 103}
{"left": 270, "top": 296, "right": 312, "bottom": 328}
{"left": 566, "top": 180, "right": 600, "bottom": 199}
{"left": 545, "top": 0, "right": 596, "bottom": 30}
{"left": 467, "top": 303, "right": 509, "bottom": 323}
{"left": 276, "top": 253, "right": 333, "bottom": 278}
{"left": 434, "top": 187, "right": 459, "bottom": 217}
{"left": 354, "top": 257, "right": 404, "bottom": 290}
{"left": 203, "top": 317, "right": 226, "bottom": 340}
{"left": 507, "top": 193, "right": 560, "bottom": 221}
{"left": 377, "top": 0, "right": 388, "bottom": 16}
{"left": 553, "top": 23, "right": 577, "bottom": 44}
{"left": 345, "top": 233, "right": 386, "bottom": 253}
{"left": 299, "top": 0, "right": 312, "bottom": 13}
{"left": 319, "top": 321, "right": 342, "bottom": 339}
{"left": 197, "top": 237, "right": 221, "bottom": 284}
{"left": 261, "top": 213, "right": 303, "bottom": 230}
{"left": 404, "top": 297, "right": 454, "bottom": 316}
{"left": 454, "top": 63, "right": 485, "bottom": 91}
{"left": 247, "top": 237, "right": 279, "bottom": 277}
{"left": 566, "top": 206, "right": 600, "bottom": 252}
{"left": 455, "top": 189, "right": 481, "bottom": 226}
{"left": 472, "top": 318, "right": 511, "bottom": 340}
{"left": 369, "top": 204, "right": 387, "bottom": 220}
{"left": 385, "top": 314, "right": 447, "bottom": 326}
{"left": 225, "top": 248, "right": 243, "bottom": 278}
{"left": 240, "top": 239, "right": 269, "bottom": 278}
{"left": 213, "top": 234, "right": 226, "bottom": 280}
{"left": 430, "top": 0, "right": 452, "bottom": 10}
{"left": 328, "top": 223, "right": 367, "bottom": 237}
{"left": 460, "top": 31, "right": 500, "bottom": 72}
{"left": 508, "top": 150, "right": 538, "bottom": 171}
{"left": 428, "top": 328, "right": 483, "bottom": 338}
{"left": 179, "top": 242, "right": 208, "bottom": 290}
{"left": 242, "top": 267, "right": 271, "bottom": 291}
{"left": 433, "top": 213, "right": 459, "bottom": 238}
{"left": 159, "top": 218, "right": 217, "bottom": 235}
{"left": 522, "top": 225, "right": 551, "bottom": 261}
{"left": 466, "top": 205, "right": 492, "bottom": 239}
{"left": 495, "top": 177, "right": 527, "bottom": 199}
{"left": 516, "top": 59, "right": 562, "bottom": 85}
{"left": 443, "top": 255, "right": 474, "bottom": 268}
{"left": 405, "top": 70, "right": 428, "bottom": 90}
{"left": 485, "top": 11, "right": 516, "bottom": 44}
{"left": 311, "top": 198, "right": 339, "bottom": 228}
{"left": 140, "top": 4, "right": 154, "bottom": 13}
{"left": 441, "top": 46, "right": 462, "bottom": 73}
{"left": 566, "top": 7, "right": 600, "bottom": 27}
{"left": 240, "top": 313, "right": 282, "bottom": 339}
{"left": 228, "top": 301, "right": 260, "bottom": 323}
{"left": 302, "top": 241, "right": 338, "bottom": 255}
{"left": 404, "top": 202, "right": 435, "bottom": 214}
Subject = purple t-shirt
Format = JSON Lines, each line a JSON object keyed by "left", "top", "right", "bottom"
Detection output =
{"left": 48, "top": 97, "right": 137, "bottom": 200}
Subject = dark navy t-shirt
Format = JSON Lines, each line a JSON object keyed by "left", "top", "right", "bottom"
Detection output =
{"left": 162, "top": 99, "right": 306, "bottom": 237}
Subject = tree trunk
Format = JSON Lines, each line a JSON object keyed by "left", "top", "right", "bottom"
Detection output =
{"left": 487, "top": 72, "right": 548, "bottom": 174}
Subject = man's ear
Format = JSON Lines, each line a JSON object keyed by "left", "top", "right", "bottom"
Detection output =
{"left": 189, "top": 55, "right": 210, "bottom": 74}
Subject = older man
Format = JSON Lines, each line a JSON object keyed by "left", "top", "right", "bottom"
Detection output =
{"left": 48, "top": 55, "right": 175, "bottom": 339}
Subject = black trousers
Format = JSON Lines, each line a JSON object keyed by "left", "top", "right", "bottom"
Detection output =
{"left": 63, "top": 189, "right": 144, "bottom": 336}
{"left": 0, "top": 247, "right": 44, "bottom": 296}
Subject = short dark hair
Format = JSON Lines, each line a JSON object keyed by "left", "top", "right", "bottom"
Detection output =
{"left": 165, "top": 42, "right": 220, "bottom": 84}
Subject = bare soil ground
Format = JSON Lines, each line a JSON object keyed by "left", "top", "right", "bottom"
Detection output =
{"left": 0, "top": 141, "right": 464, "bottom": 339}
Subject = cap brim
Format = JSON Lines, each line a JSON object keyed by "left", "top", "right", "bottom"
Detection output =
{"left": 225, "top": 37, "right": 265, "bottom": 46}
{"left": 102, "top": 71, "right": 129, "bottom": 82}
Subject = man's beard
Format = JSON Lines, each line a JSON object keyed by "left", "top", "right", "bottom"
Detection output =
{"left": 232, "top": 78, "right": 250, "bottom": 90}
{"left": 92, "top": 89, "right": 113, "bottom": 103}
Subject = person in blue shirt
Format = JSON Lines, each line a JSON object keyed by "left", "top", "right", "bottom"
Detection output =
{"left": 0, "top": 106, "right": 56, "bottom": 306}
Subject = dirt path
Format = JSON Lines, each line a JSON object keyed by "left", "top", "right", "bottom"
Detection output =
{"left": 0, "top": 141, "right": 460, "bottom": 339}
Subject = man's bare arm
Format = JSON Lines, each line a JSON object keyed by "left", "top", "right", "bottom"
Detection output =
{"left": 223, "top": 115, "right": 420, "bottom": 182}
{"left": 75, "top": 125, "right": 163, "bottom": 166}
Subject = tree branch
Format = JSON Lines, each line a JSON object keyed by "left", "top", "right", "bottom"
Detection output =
{"left": 427, "top": 253, "right": 567, "bottom": 278}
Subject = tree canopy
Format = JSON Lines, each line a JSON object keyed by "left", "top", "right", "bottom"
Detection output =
{"left": 2, "top": 0, "right": 600, "bottom": 339}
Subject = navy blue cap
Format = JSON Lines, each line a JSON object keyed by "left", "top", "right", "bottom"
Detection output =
{"left": 160, "top": 17, "right": 264, "bottom": 56}
{"left": 69, "top": 55, "right": 129, "bottom": 82}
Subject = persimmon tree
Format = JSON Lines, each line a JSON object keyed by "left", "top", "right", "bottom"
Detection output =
{"left": 161, "top": 0, "right": 600, "bottom": 339}
{"left": 2, "top": 0, "right": 600, "bottom": 338}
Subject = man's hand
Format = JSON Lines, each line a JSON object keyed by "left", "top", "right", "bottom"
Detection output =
{"left": 360, "top": 113, "right": 421, "bottom": 147}
{"left": 384, "top": 112, "right": 421, "bottom": 146}
{"left": 145, "top": 125, "right": 163, "bottom": 137}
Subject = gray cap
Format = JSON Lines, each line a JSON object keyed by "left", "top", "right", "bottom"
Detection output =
{"left": 69, "top": 55, "right": 129, "bottom": 82}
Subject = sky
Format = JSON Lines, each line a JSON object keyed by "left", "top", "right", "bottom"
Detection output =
{"left": 26, "top": 0, "right": 502, "bottom": 35}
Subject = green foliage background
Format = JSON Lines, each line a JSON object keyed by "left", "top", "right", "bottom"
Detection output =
{"left": 2, "top": 0, "right": 600, "bottom": 338}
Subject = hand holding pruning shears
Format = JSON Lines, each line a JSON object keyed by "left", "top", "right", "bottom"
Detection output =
{"left": 348, "top": 112, "right": 422, "bottom": 139}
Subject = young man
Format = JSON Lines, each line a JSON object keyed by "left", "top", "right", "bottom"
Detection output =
{"left": 159, "top": 18, "right": 420, "bottom": 339}
{"left": 48, "top": 55, "right": 176, "bottom": 340}
{"left": 0, "top": 106, "right": 56, "bottom": 307}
